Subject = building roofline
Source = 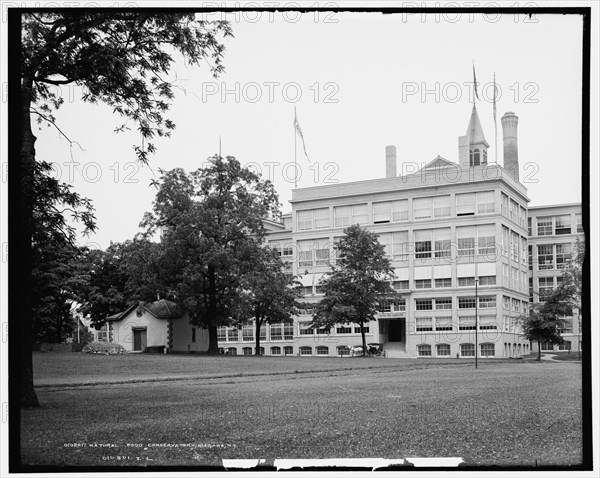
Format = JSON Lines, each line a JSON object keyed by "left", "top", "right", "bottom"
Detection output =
{"left": 528, "top": 202, "right": 582, "bottom": 210}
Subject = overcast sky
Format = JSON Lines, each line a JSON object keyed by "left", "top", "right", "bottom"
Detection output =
{"left": 33, "top": 9, "right": 586, "bottom": 250}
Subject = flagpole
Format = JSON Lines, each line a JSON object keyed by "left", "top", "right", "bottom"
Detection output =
{"left": 294, "top": 107, "right": 297, "bottom": 188}
{"left": 493, "top": 72, "right": 498, "bottom": 164}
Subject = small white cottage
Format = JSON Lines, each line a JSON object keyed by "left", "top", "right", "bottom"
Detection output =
{"left": 105, "top": 299, "right": 209, "bottom": 353}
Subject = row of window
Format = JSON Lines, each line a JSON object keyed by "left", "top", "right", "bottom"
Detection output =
{"left": 415, "top": 296, "right": 496, "bottom": 310}
{"left": 529, "top": 243, "right": 572, "bottom": 271}
{"left": 417, "top": 342, "right": 496, "bottom": 357}
{"left": 500, "top": 193, "right": 527, "bottom": 229}
{"left": 502, "top": 264, "right": 529, "bottom": 294}
{"left": 217, "top": 323, "right": 372, "bottom": 342}
{"left": 540, "top": 340, "right": 573, "bottom": 352}
{"left": 415, "top": 315, "right": 498, "bottom": 332}
{"left": 502, "top": 296, "right": 529, "bottom": 314}
{"left": 296, "top": 192, "right": 499, "bottom": 231}
{"left": 529, "top": 214, "right": 583, "bottom": 237}
{"left": 221, "top": 345, "right": 367, "bottom": 356}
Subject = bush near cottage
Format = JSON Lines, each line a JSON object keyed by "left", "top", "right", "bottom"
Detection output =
{"left": 81, "top": 342, "right": 127, "bottom": 355}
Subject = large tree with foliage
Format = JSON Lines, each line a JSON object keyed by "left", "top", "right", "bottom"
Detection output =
{"left": 140, "top": 157, "right": 280, "bottom": 353}
{"left": 237, "top": 246, "right": 302, "bottom": 355}
{"left": 310, "top": 225, "right": 398, "bottom": 356}
{"left": 520, "top": 304, "right": 565, "bottom": 361}
{"left": 16, "top": 12, "right": 231, "bottom": 406}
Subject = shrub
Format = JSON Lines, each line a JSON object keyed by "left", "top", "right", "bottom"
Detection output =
{"left": 81, "top": 342, "right": 127, "bottom": 355}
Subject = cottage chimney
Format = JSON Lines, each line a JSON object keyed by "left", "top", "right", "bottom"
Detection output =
{"left": 386, "top": 145, "right": 397, "bottom": 178}
{"left": 501, "top": 112, "right": 519, "bottom": 181}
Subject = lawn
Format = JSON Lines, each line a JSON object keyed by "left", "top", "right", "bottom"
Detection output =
{"left": 21, "top": 353, "right": 582, "bottom": 468}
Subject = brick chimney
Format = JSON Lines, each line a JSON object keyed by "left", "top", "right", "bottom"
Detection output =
{"left": 501, "top": 112, "right": 519, "bottom": 181}
{"left": 386, "top": 145, "right": 397, "bottom": 178}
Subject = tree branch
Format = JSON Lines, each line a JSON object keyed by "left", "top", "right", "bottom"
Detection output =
{"left": 30, "top": 107, "right": 85, "bottom": 151}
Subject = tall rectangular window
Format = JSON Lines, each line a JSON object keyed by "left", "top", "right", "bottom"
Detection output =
{"left": 378, "top": 233, "right": 392, "bottom": 257}
{"left": 576, "top": 214, "right": 583, "bottom": 233}
{"left": 433, "top": 195, "right": 451, "bottom": 218}
{"left": 413, "top": 197, "right": 433, "bottom": 220}
{"left": 501, "top": 193, "right": 509, "bottom": 216}
{"left": 538, "top": 277, "right": 554, "bottom": 297}
{"left": 414, "top": 230, "right": 432, "bottom": 259}
{"left": 315, "top": 240, "right": 331, "bottom": 266}
{"left": 456, "top": 193, "right": 476, "bottom": 216}
{"left": 556, "top": 243, "right": 571, "bottom": 269}
{"left": 313, "top": 208, "right": 330, "bottom": 229}
{"left": 511, "top": 232, "right": 520, "bottom": 262}
{"left": 393, "top": 231, "right": 409, "bottom": 262}
{"left": 392, "top": 200, "right": 409, "bottom": 222}
{"left": 351, "top": 204, "right": 368, "bottom": 225}
{"left": 434, "top": 228, "right": 451, "bottom": 258}
{"left": 334, "top": 204, "right": 368, "bottom": 226}
{"left": 538, "top": 244, "right": 554, "bottom": 270}
{"left": 528, "top": 217, "right": 532, "bottom": 236}
{"left": 510, "top": 200, "right": 519, "bottom": 223}
{"left": 457, "top": 226, "right": 475, "bottom": 257}
{"left": 297, "top": 210, "right": 313, "bottom": 231}
{"left": 554, "top": 215, "right": 571, "bottom": 235}
{"left": 477, "top": 224, "right": 496, "bottom": 255}
{"left": 297, "top": 240, "right": 314, "bottom": 268}
{"left": 476, "top": 191, "right": 495, "bottom": 214}
{"left": 537, "top": 217, "right": 552, "bottom": 236}
{"left": 373, "top": 202, "right": 391, "bottom": 224}
{"left": 520, "top": 206, "right": 527, "bottom": 228}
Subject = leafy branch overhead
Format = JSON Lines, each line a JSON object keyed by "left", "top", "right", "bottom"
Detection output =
{"left": 23, "top": 12, "right": 233, "bottom": 163}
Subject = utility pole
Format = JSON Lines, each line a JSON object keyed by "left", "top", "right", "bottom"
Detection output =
{"left": 475, "top": 277, "right": 479, "bottom": 369}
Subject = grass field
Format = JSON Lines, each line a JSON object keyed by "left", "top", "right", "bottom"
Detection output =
{"left": 21, "top": 352, "right": 582, "bottom": 468}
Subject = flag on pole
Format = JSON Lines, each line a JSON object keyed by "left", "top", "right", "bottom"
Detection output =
{"left": 472, "top": 62, "right": 480, "bottom": 101}
{"left": 294, "top": 108, "right": 310, "bottom": 163}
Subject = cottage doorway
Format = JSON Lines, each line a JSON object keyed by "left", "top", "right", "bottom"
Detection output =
{"left": 133, "top": 328, "right": 147, "bottom": 351}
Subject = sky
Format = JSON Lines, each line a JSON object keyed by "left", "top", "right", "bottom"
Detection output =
{"left": 30, "top": 8, "right": 588, "bottom": 250}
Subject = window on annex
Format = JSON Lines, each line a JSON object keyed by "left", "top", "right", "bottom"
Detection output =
{"left": 541, "top": 342, "right": 554, "bottom": 352}
{"left": 336, "top": 325, "right": 352, "bottom": 334}
{"left": 460, "top": 343, "right": 476, "bottom": 357}
{"left": 227, "top": 347, "right": 237, "bottom": 355}
{"left": 271, "top": 346, "right": 281, "bottom": 355}
{"left": 316, "top": 346, "right": 329, "bottom": 355}
{"left": 415, "top": 298, "right": 433, "bottom": 311}
{"left": 554, "top": 215, "right": 571, "bottom": 235}
{"left": 337, "top": 345, "right": 350, "bottom": 356}
{"left": 255, "top": 347, "right": 265, "bottom": 356}
{"left": 416, "top": 318, "right": 433, "bottom": 332}
{"left": 417, "top": 344, "right": 432, "bottom": 356}
{"left": 354, "top": 326, "right": 369, "bottom": 334}
{"left": 283, "top": 346, "right": 294, "bottom": 355}
{"left": 537, "top": 217, "right": 553, "bottom": 236}
{"left": 558, "top": 340, "right": 572, "bottom": 351}
{"left": 436, "top": 343, "right": 451, "bottom": 356}
{"left": 299, "top": 346, "right": 312, "bottom": 355}
{"left": 242, "top": 347, "right": 252, "bottom": 356}
{"left": 538, "top": 244, "right": 554, "bottom": 270}
{"left": 435, "top": 317, "right": 453, "bottom": 331}
{"left": 480, "top": 343, "right": 495, "bottom": 357}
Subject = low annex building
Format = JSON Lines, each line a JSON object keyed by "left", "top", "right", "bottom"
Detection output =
{"left": 103, "top": 299, "right": 208, "bottom": 353}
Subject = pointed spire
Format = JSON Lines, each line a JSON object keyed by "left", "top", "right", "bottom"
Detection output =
{"left": 466, "top": 104, "right": 489, "bottom": 147}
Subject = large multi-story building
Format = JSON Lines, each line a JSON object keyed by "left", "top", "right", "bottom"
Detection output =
{"left": 217, "top": 106, "right": 581, "bottom": 359}
{"left": 528, "top": 204, "right": 584, "bottom": 354}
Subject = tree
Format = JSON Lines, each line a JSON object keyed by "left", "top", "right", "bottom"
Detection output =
{"left": 520, "top": 304, "right": 565, "bottom": 361}
{"left": 78, "top": 239, "right": 163, "bottom": 329}
{"left": 140, "top": 157, "right": 281, "bottom": 353}
{"left": 238, "top": 246, "right": 302, "bottom": 355}
{"left": 17, "top": 12, "right": 232, "bottom": 406}
{"left": 310, "top": 225, "right": 398, "bottom": 356}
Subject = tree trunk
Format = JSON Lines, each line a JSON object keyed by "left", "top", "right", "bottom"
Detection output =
{"left": 206, "top": 265, "right": 219, "bottom": 354}
{"left": 360, "top": 321, "right": 367, "bottom": 357}
{"left": 20, "top": 74, "right": 40, "bottom": 407}
{"left": 537, "top": 339, "right": 541, "bottom": 361}
{"left": 255, "top": 317, "right": 262, "bottom": 356}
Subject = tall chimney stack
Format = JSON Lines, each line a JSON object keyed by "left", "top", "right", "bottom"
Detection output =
{"left": 501, "top": 112, "right": 519, "bottom": 181}
{"left": 386, "top": 145, "right": 397, "bottom": 178}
